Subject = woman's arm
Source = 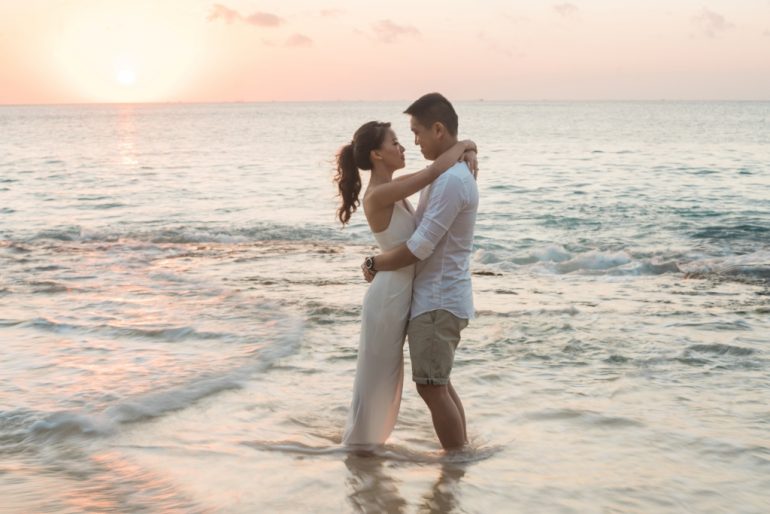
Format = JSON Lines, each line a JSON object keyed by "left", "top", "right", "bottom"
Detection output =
{"left": 396, "top": 148, "right": 478, "bottom": 181}
{"left": 366, "top": 140, "right": 476, "bottom": 209}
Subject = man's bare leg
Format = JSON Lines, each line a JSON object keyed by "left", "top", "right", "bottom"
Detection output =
{"left": 416, "top": 384, "right": 465, "bottom": 450}
{"left": 447, "top": 380, "right": 467, "bottom": 443}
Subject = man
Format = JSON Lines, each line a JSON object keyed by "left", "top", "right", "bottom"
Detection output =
{"left": 362, "top": 92, "right": 479, "bottom": 450}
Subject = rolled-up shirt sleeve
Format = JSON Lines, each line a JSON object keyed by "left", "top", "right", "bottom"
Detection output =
{"left": 407, "top": 174, "right": 465, "bottom": 260}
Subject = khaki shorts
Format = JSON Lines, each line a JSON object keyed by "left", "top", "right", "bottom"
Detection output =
{"left": 407, "top": 309, "right": 468, "bottom": 385}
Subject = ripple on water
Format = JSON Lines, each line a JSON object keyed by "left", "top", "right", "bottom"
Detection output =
{"left": 21, "top": 317, "right": 232, "bottom": 342}
{"left": 241, "top": 439, "right": 503, "bottom": 465}
{"left": 24, "top": 280, "right": 71, "bottom": 294}
{"left": 305, "top": 304, "right": 361, "bottom": 324}
{"left": 525, "top": 408, "right": 645, "bottom": 428}
{"left": 667, "top": 320, "right": 752, "bottom": 331}
{"left": 604, "top": 354, "right": 631, "bottom": 364}
{"left": 691, "top": 224, "right": 770, "bottom": 243}
{"left": 685, "top": 343, "right": 756, "bottom": 357}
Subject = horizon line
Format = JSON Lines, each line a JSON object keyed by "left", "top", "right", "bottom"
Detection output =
{"left": 2, "top": 98, "right": 770, "bottom": 107}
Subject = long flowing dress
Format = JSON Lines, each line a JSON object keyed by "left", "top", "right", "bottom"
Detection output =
{"left": 342, "top": 200, "right": 415, "bottom": 446}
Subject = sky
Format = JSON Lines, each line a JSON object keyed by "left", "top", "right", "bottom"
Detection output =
{"left": 1, "top": 0, "right": 769, "bottom": 104}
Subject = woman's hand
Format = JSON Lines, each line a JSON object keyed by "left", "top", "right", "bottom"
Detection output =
{"left": 461, "top": 139, "right": 477, "bottom": 153}
{"left": 461, "top": 149, "right": 479, "bottom": 179}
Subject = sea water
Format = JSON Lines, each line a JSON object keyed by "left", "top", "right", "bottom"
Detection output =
{"left": 1, "top": 102, "right": 768, "bottom": 512}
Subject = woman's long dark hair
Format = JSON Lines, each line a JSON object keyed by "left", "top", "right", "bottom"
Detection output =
{"left": 334, "top": 121, "right": 391, "bottom": 225}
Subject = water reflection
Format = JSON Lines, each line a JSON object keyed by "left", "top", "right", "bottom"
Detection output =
{"left": 116, "top": 105, "right": 138, "bottom": 168}
{"left": 418, "top": 463, "right": 466, "bottom": 514}
{"left": 344, "top": 452, "right": 467, "bottom": 514}
{"left": 345, "top": 452, "right": 407, "bottom": 514}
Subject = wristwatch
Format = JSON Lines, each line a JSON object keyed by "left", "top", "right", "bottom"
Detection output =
{"left": 364, "top": 256, "right": 377, "bottom": 273}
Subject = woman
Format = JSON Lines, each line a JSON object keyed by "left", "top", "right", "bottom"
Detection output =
{"left": 335, "top": 121, "right": 477, "bottom": 446}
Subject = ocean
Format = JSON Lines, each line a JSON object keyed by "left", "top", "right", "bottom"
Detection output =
{"left": 1, "top": 101, "right": 768, "bottom": 513}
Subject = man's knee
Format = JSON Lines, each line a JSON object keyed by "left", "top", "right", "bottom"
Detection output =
{"left": 416, "top": 383, "right": 448, "bottom": 402}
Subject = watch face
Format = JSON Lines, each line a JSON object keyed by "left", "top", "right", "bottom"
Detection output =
{"left": 366, "top": 257, "right": 374, "bottom": 270}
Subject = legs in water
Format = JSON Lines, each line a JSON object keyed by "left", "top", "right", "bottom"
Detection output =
{"left": 447, "top": 380, "right": 468, "bottom": 444}
{"left": 416, "top": 381, "right": 466, "bottom": 450}
{"left": 407, "top": 310, "right": 470, "bottom": 450}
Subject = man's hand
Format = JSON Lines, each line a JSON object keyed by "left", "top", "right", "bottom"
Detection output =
{"left": 361, "top": 260, "right": 376, "bottom": 283}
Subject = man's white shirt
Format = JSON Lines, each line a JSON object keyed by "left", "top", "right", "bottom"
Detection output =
{"left": 406, "top": 162, "right": 479, "bottom": 320}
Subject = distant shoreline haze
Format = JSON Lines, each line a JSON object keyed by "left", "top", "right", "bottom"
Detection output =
{"left": 3, "top": 99, "right": 770, "bottom": 108}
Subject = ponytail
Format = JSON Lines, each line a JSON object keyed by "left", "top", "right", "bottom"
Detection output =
{"left": 333, "top": 121, "right": 391, "bottom": 226}
{"left": 334, "top": 143, "right": 361, "bottom": 225}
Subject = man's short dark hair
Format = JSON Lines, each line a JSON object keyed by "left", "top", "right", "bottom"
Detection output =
{"left": 404, "top": 92, "right": 458, "bottom": 137}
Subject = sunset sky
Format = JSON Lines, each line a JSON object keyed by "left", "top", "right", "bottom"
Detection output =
{"left": 1, "top": 0, "right": 769, "bottom": 104}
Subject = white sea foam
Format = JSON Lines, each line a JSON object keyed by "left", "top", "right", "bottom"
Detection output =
{"left": 680, "top": 249, "right": 770, "bottom": 279}
{"left": 24, "top": 223, "right": 355, "bottom": 245}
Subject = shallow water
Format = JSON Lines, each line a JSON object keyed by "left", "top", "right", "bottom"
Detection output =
{"left": 1, "top": 101, "right": 769, "bottom": 513}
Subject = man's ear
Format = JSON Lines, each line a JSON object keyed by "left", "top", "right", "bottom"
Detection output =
{"left": 432, "top": 122, "right": 445, "bottom": 139}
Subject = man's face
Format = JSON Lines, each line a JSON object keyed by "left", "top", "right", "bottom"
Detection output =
{"left": 409, "top": 116, "right": 440, "bottom": 160}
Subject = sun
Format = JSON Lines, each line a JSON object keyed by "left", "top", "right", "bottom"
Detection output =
{"left": 53, "top": 4, "right": 201, "bottom": 102}
{"left": 116, "top": 67, "right": 137, "bottom": 86}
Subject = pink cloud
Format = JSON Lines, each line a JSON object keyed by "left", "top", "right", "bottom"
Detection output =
{"left": 693, "top": 8, "right": 734, "bottom": 38}
{"left": 286, "top": 34, "right": 313, "bottom": 48}
{"left": 372, "top": 20, "right": 420, "bottom": 44}
{"left": 245, "top": 12, "right": 284, "bottom": 27}
{"left": 553, "top": 3, "right": 579, "bottom": 18}
{"left": 207, "top": 4, "right": 285, "bottom": 28}
{"left": 208, "top": 4, "right": 240, "bottom": 24}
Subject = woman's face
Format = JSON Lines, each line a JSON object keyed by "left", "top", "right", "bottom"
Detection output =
{"left": 377, "top": 129, "right": 406, "bottom": 171}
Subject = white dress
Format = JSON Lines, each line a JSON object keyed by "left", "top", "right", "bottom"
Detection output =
{"left": 342, "top": 200, "right": 415, "bottom": 446}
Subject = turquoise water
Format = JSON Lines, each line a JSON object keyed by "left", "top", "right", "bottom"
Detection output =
{"left": 1, "top": 102, "right": 768, "bottom": 512}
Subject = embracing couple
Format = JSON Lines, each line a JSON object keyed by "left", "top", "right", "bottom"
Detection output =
{"left": 334, "top": 93, "right": 479, "bottom": 451}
